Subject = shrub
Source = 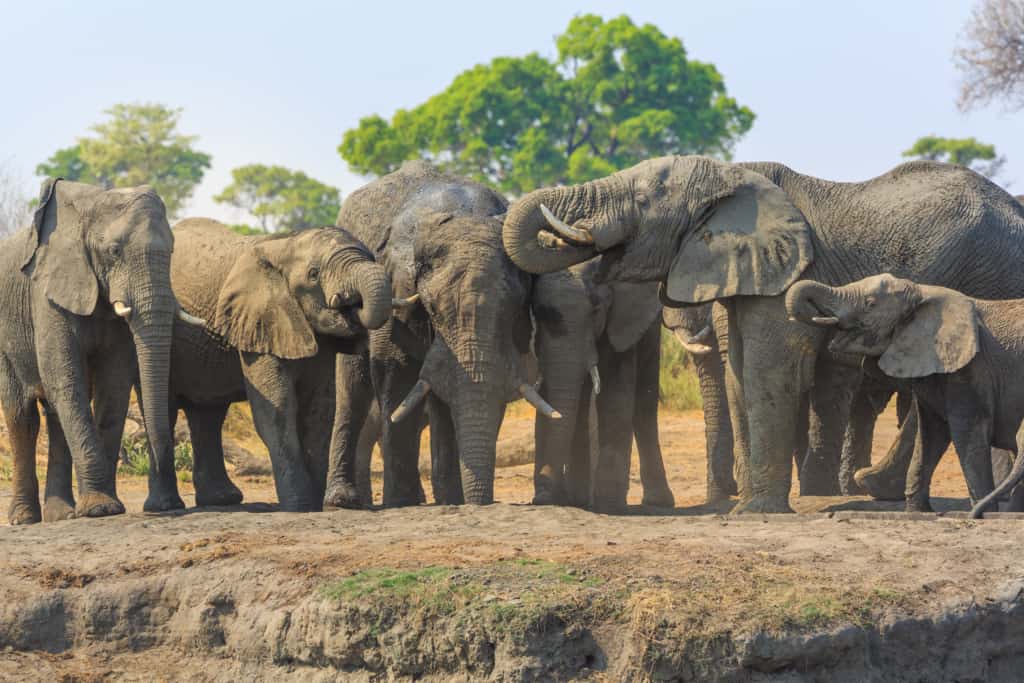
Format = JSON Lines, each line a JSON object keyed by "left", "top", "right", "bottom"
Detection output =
{"left": 659, "top": 328, "right": 703, "bottom": 411}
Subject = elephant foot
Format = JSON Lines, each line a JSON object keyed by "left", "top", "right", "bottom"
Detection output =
{"left": 323, "top": 481, "right": 366, "bottom": 510}
{"left": 43, "top": 496, "right": 76, "bottom": 522}
{"left": 77, "top": 491, "right": 127, "bottom": 518}
{"left": 278, "top": 501, "right": 318, "bottom": 513}
{"left": 704, "top": 486, "right": 733, "bottom": 506}
{"left": 840, "top": 477, "right": 867, "bottom": 496}
{"left": 905, "top": 497, "right": 933, "bottom": 513}
{"left": 732, "top": 493, "right": 794, "bottom": 515}
{"left": 8, "top": 499, "right": 42, "bottom": 525}
{"left": 854, "top": 465, "right": 906, "bottom": 501}
{"left": 591, "top": 498, "right": 628, "bottom": 515}
{"left": 798, "top": 477, "right": 841, "bottom": 497}
{"left": 195, "top": 483, "right": 244, "bottom": 508}
{"left": 142, "top": 489, "right": 184, "bottom": 513}
{"left": 642, "top": 486, "right": 676, "bottom": 509}
{"left": 382, "top": 494, "right": 423, "bottom": 508}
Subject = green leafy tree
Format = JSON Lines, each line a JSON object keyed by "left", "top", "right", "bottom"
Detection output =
{"left": 36, "top": 103, "right": 211, "bottom": 217}
{"left": 903, "top": 135, "right": 1006, "bottom": 179}
{"left": 214, "top": 164, "right": 341, "bottom": 233}
{"left": 339, "top": 14, "right": 754, "bottom": 194}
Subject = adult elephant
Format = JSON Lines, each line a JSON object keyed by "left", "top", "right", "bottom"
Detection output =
{"left": 531, "top": 258, "right": 674, "bottom": 511}
{"left": 661, "top": 302, "right": 737, "bottom": 504}
{"left": 324, "top": 161, "right": 549, "bottom": 508}
{"left": 0, "top": 179, "right": 189, "bottom": 524}
{"left": 504, "top": 156, "right": 1024, "bottom": 513}
{"left": 161, "top": 219, "right": 392, "bottom": 512}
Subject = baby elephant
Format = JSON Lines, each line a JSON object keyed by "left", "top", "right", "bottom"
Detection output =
{"left": 786, "top": 273, "right": 1024, "bottom": 516}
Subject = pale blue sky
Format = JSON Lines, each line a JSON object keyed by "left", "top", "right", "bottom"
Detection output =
{"left": 1, "top": 0, "right": 1019, "bottom": 223}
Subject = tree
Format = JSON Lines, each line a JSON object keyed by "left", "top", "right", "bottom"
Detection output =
{"left": 36, "top": 103, "right": 211, "bottom": 217}
{"left": 0, "top": 159, "right": 31, "bottom": 237}
{"left": 339, "top": 14, "right": 754, "bottom": 195}
{"left": 955, "top": 0, "right": 1024, "bottom": 111}
{"left": 214, "top": 164, "right": 341, "bottom": 233}
{"left": 903, "top": 135, "right": 1006, "bottom": 179}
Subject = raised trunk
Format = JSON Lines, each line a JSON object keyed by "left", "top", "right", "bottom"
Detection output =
{"left": 347, "top": 261, "right": 391, "bottom": 330}
{"left": 784, "top": 280, "right": 847, "bottom": 323}
{"left": 503, "top": 186, "right": 600, "bottom": 274}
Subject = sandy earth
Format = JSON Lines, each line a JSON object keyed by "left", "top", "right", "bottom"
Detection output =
{"left": 3, "top": 404, "right": 1023, "bottom": 681}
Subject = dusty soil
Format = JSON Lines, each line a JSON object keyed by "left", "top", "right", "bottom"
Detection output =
{"left": 3, "top": 405, "right": 1024, "bottom": 681}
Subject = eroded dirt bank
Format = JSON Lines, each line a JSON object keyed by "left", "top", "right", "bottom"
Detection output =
{"left": 3, "top": 504, "right": 1024, "bottom": 681}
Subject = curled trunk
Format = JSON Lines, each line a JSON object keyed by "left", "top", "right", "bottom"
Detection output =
{"left": 347, "top": 261, "right": 391, "bottom": 330}
{"left": 784, "top": 280, "right": 847, "bottom": 323}
{"left": 503, "top": 186, "right": 600, "bottom": 274}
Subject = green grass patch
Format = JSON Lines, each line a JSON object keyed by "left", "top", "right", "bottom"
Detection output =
{"left": 119, "top": 439, "right": 194, "bottom": 478}
{"left": 659, "top": 328, "right": 703, "bottom": 411}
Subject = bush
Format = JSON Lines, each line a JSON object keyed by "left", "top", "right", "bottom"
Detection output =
{"left": 659, "top": 328, "right": 703, "bottom": 411}
{"left": 120, "top": 438, "right": 194, "bottom": 477}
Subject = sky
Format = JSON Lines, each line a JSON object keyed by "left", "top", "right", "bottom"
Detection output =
{"left": 1, "top": 0, "right": 1020, "bottom": 224}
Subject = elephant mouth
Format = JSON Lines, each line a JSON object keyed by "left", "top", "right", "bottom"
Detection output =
{"left": 325, "top": 293, "right": 368, "bottom": 337}
{"left": 592, "top": 246, "right": 625, "bottom": 283}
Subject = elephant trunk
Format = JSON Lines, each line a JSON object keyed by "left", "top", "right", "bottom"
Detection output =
{"left": 451, "top": 383, "right": 505, "bottom": 504}
{"left": 503, "top": 185, "right": 601, "bottom": 274}
{"left": 348, "top": 261, "right": 391, "bottom": 330}
{"left": 785, "top": 280, "right": 850, "bottom": 325}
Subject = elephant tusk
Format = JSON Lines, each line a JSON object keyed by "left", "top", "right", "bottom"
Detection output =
{"left": 673, "top": 329, "right": 713, "bottom": 356}
{"left": 519, "top": 383, "right": 561, "bottom": 419}
{"left": 391, "top": 379, "right": 431, "bottom": 423}
{"left": 113, "top": 301, "right": 132, "bottom": 318}
{"left": 811, "top": 316, "right": 840, "bottom": 326}
{"left": 589, "top": 366, "right": 601, "bottom": 395}
{"left": 392, "top": 293, "right": 421, "bottom": 309}
{"left": 177, "top": 307, "right": 207, "bottom": 327}
{"left": 539, "top": 204, "right": 595, "bottom": 245}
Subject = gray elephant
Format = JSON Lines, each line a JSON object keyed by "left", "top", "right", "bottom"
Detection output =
{"left": 503, "top": 155, "right": 1024, "bottom": 513}
{"left": 325, "top": 161, "right": 549, "bottom": 507}
{"left": 787, "top": 274, "right": 1024, "bottom": 516}
{"left": 531, "top": 258, "right": 674, "bottom": 511}
{"left": 0, "top": 179, "right": 187, "bottom": 524}
{"left": 661, "top": 302, "right": 737, "bottom": 503}
{"left": 157, "top": 219, "right": 392, "bottom": 512}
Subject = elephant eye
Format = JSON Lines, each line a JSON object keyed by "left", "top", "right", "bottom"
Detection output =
{"left": 865, "top": 296, "right": 876, "bottom": 309}
{"left": 109, "top": 243, "right": 123, "bottom": 259}
{"left": 636, "top": 191, "right": 650, "bottom": 208}
{"left": 308, "top": 266, "right": 320, "bottom": 282}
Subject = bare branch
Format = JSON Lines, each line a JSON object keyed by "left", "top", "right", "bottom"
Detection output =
{"left": 955, "top": 0, "right": 1024, "bottom": 111}
{"left": 0, "top": 159, "right": 31, "bottom": 238}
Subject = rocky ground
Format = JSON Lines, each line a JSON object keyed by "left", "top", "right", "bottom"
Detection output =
{"left": 2, "top": 405, "right": 1024, "bottom": 681}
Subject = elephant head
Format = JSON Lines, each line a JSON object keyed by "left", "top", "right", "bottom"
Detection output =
{"left": 213, "top": 227, "right": 392, "bottom": 359}
{"left": 389, "top": 210, "right": 537, "bottom": 504}
{"left": 21, "top": 178, "right": 195, "bottom": 504}
{"left": 785, "top": 274, "right": 979, "bottom": 378}
{"left": 662, "top": 303, "right": 716, "bottom": 356}
{"left": 502, "top": 156, "right": 813, "bottom": 306}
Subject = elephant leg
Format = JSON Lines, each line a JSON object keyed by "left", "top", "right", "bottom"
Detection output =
{"left": 855, "top": 404, "right": 919, "bottom": 500}
{"left": 634, "top": 323, "right": 674, "bottom": 508}
{"left": 904, "top": 403, "right": 950, "bottom": 513}
{"left": 354, "top": 402, "right": 380, "bottom": 507}
{"left": 325, "top": 352, "right": 372, "bottom": 509}
{"left": 839, "top": 380, "right": 893, "bottom": 496}
{"left": 800, "top": 360, "right": 859, "bottom": 496}
{"left": 731, "top": 296, "right": 819, "bottom": 514}
{"left": 376, "top": 360, "right": 427, "bottom": 508}
{"left": 91, "top": 347, "right": 134, "bottom": 504}
{"left": 41, "top": 402, "right": 75, "bottom": 522}
{"left": 948, "top": 413, "right": 995, "bottom": 507}
{"left": 428, "top": 395, "right": 463, "bottom": 505}
{"left": 5, "top": 397, "right": 41, "bottom": 525}
{"left": 592, "top": 343, "right": 637, "bottom": 513}
{"left": 298, "top": 364, "right": 337, "bottom": 509}
{"left": 723, "top": 300, "right": 752, "bottom": 502}
{"left": 242, "top": 353, "right": 316, "bottom": 512}
{"left": 185, "top": 403, "right": 243, "bottom": 507}
{"left": 564, "top": 383, "right": 593, "bottom": 508}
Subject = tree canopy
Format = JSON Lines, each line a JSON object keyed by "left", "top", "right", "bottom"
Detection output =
{"left": 955, "top": 0, "right": 1024, "bottom": 111}
{"left": 36, "top": 103, "right": 211, "bottom": 217}
{"left": 903, "top": 135, "right": 1006, "bottom": 179}
{"left": 339, "top": 14, "right": 754, "bottom": 194}
{"left": 214, "top": 164, "right": 341, "bottom": 233}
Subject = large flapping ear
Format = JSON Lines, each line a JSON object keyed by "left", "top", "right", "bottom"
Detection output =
{"left": 879, "top": 286, "right": 979, "bottom": 378}
{"left": 213, "top": 243, "right": 317, "bottom": 359}
{"left": 665, "top": 166, "right": 812, "bottom": 304}
{"left": 606, "top": 281, "right": 662, "bottom": 351}
{"left": 21, "top": 178, "right": 99, "bottom": 316}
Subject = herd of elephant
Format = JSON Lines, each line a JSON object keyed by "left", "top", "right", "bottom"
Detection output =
{"left": 3, "top": 156, "right": 1024, "bottom": 526}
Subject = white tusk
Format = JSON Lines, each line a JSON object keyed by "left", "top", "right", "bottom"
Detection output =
{"left": 589, "top": 366, "right": 601, "bottom": 395}
{"left": 177, "top": 307, "right": 207, "bottom": 327}
{"left": 392, "top": 293, "right": 421, "bottom": 309}
{"left": 539, "top": 204, "right": 595, "bottom": 245}
{"left": 811, "top": 316, "right": 840, "bottom": 326}
{"left": 113, "top": 301, "right": 132, "bottom": 318}
{"left": 391, "top": 379, "right": 431, "bottom": 423}
{"left": 673, "top": 329, "right": 713, "bottom": 356}
{"left": 519, "top": 383, "right": 561, "bottom": 419}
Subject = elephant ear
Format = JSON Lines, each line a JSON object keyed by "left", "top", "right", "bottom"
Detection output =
{"left": 879, "top": 287, "right": 979, "bottom": 378}
{"left": 213, "top": 243, "right": 317, "bottom": 359}
{"left": 665, "top": 167, "right": 813, "bottom": 304}
{"left": 606, "top": 281, "right": 662, "bottom": 351}
{"left": 21, "top": 178, "right": 99, "bottom": 316}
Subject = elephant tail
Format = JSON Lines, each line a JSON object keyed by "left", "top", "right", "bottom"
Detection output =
{"left": 971, "top": 439, "right": 1024, "bottom": 519}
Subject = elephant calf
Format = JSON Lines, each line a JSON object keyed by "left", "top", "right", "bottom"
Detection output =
{"left": 787, "top": 274, "right": 1024, "bottom": 516}
{"left": 159, "top": 219, "right": 394, "bottom": 512}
